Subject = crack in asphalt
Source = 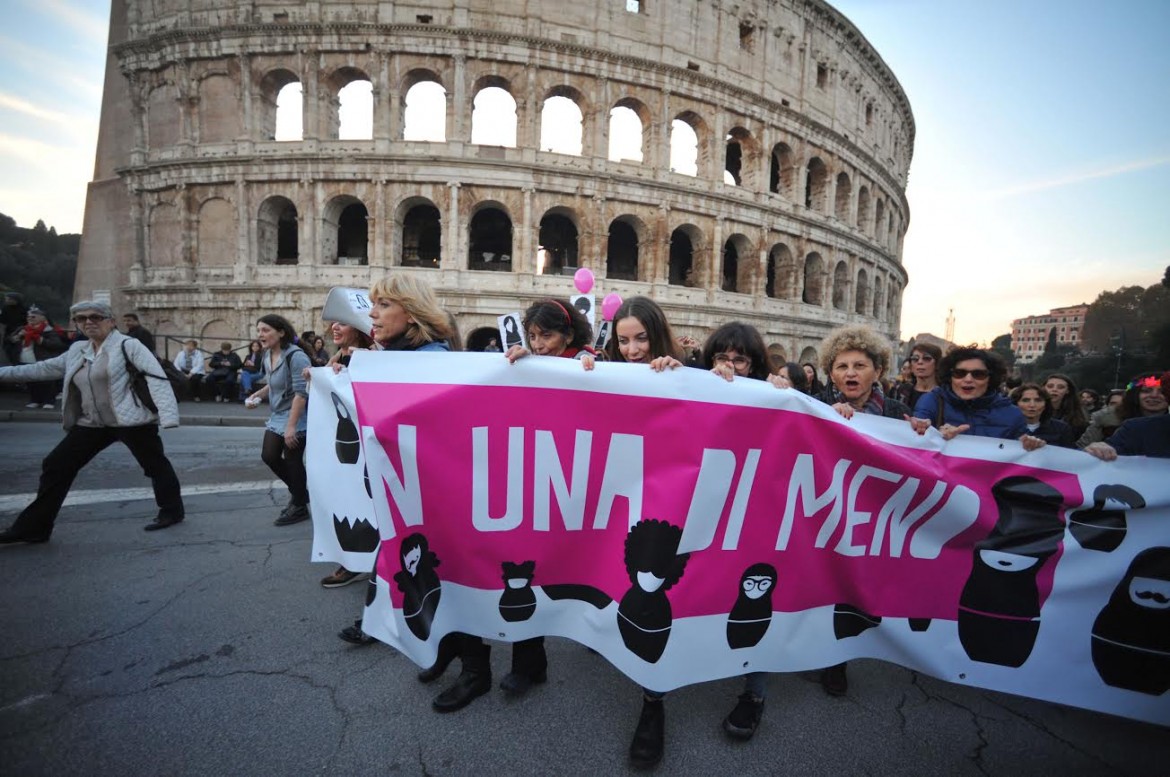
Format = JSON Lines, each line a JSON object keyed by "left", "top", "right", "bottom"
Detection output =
{"left": 909, "top": 671, "right": 993, "bottom": 775}
{"left": 981, "top": 694, "right": 1128, "bottom": 775}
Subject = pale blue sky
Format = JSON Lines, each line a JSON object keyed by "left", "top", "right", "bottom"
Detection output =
{"left": 1, "top": 0, "right": 1166, "bottom": 344}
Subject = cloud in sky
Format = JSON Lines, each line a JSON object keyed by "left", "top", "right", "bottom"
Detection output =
{"left": 978, "top": 156, "right": 1170, "bottom": 201}
{"left": 25, "top": 0, "right": 108, "bottom": 43}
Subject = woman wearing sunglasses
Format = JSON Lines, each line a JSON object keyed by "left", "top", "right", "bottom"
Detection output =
{"left": 891, "top": 342, "right": 941, "bottom": 411}
{"left": 908, "top": 347, "right": 1045, "bottom": 450}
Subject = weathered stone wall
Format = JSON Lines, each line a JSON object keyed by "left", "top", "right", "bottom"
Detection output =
{"left": 77, "top": 0, "right": 913, "bottom": 362}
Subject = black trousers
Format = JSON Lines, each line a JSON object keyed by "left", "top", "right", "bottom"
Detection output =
{"left": 11, "top": 424, "right": 184, "bottom": 538}
{"left": 261, "top": 430, "right": 308, "bottom": 507}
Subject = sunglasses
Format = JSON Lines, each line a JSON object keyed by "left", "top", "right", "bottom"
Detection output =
{"left": 909, "top": 354, "right": 934, "bottom": 363}
{"left": 73, "top": 314, "right": 109, "bottom": 324}
{"left": 714, "top": 353, "right": 751, "bottom": 368}
{"left": 952, "top": 368, "right": 989, "bottom": 380}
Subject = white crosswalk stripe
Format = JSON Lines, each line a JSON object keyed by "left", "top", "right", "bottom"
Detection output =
{"left": 0, "top": 480, "right": 285, "bottom": 513}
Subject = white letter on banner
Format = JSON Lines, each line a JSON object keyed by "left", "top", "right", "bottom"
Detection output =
{"left": 875, "top": 479, "right": 947, "bottom": 557}
{"left": 778, "top": 455, "right": 850, "bottom": 550}
{"left": 721, "top": 449, "right": 762, "bottom": 551}
{"left": 472, "top": 426, "right": 525, "bottom": 532}
{"left": 533, "top": 429, "right": 592, "bottom": 531}
{"left": 362, "top": 425, "right": 423, "bottom": 540}
{"left": 592, "top": 433, "right": 644, "bottom": 530}
{"left": 908, "top": 484, "right": 980, "bottom": 559}
{"left": 837, "top": 465, "right": 902, "bottom": 556}
{"left": 676, "top": 449, "right": 737, "bottom": 554}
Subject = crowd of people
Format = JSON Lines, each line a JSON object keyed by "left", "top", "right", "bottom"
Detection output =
{"left": 1, "top": 279, "right": 1166, "bottom": 769}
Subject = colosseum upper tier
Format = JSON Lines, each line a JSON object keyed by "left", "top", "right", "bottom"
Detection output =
{"left": 77, "top": 0, "right": 913, "bottom": 362}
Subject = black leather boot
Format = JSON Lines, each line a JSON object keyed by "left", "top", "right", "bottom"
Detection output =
{"left": 628, "top": 696, "right": 665, "bottom": 769}
{"left": 432, "top": 636, "right": 491, "bottom": 713}
{"left": 499, "top": 637, "right": 548, "bottom": 696}
{"left": 417, "top": 632, "right": 460, "bottom": 683}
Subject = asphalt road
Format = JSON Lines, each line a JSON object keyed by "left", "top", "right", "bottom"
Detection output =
{"left": 0, "top": 423, "right": 1166, "bottom": 776}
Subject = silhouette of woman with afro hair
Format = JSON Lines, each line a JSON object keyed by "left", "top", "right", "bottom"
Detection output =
{"left": 616, "top": 519, "right": 690, "bottom": 663}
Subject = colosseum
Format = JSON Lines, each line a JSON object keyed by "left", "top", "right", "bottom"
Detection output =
{"left": 75, "top": 0, "right": 913, "bottom": 363}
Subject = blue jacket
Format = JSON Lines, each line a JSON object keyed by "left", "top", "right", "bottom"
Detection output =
{"left": 913, "top": 386, "right": 1027, "bottom": 441}
{"left": 1105, "top": 414, "right": 1170, "bottom": 459}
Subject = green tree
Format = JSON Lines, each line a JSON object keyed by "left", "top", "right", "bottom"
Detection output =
{"left": 990, "top": 333, "right": 1015, "bottom": 370}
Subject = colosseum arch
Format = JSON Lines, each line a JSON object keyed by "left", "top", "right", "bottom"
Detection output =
{"left": 805, "top": 157, "right": 828, "bottom": 212}
{"left": 471, "top": 78, "right": 517, "bottom": 148}
{"left": 874, "top": 199, "right": 886, "bottom": 241}
{"left": 769, "top": 142, "right": 796, "bottom": 198}
{"left": 396, "top": 196, "right": 441, "bottom": 268}
{"left": 326, "top": 66, "right": 373, "bottom": 141}
{"left": 857, "top": 185, "right": 871, "bottom": 232}
{"left": 834, "top": 172, "right": 852, "bottom": 221}
{"left": 799, "top": 347, "right": 819, "bottom": 370}
{"left": 468, "top": 202, "right": 513, "bottom": 271}
{"left": 669, "top": 224, "right": 704, "bottom": 286}
{"left": 802, "top": 252, "right": 825, "bottom": 305}
{"left": 257, "top": 195, "right": 299, "bottom": 265}
{"left": 606, "top": 215, "right": 646, "bottom": 282}
{"left": 609, "top": 97, "right": 650, "bottom": 163}
{"left": 854, "top": 268, "right": 869, "bottom": 315}
{"left": 146, "top": 83, "right": 179, "bottom": 150}
{"left": 200, "top": 319, "right": 237, "bottom": 344}
{"left": 537, "top": 207, "right": 580, "bottom": 275}
{"left": 670, "top": 111, "right": 706, "bottom": 177}
{"left": 872, "top": 276, "right": 886, "bottom": 322}
{"left": 197, "top": 72, "right": 241, "bottom": 143}
{"left": 766, "top": 242, "right": 796, "bottom": 299}
{"left": 831, "top": 260, "right": 850, "bottom": 309}
{"left": 322, "top": 195, "right": 369, "bottom": 265}
{"left": 148, "top": 201, "right": 182, "bottom": 267}
{"left": 721, "top": 233, "right": 754, "bottom": 293}
{"left": 724, "top": 127, "right": 760, "bottom": 189}
{"left": 196, "top": 197, "right": 235, "bottom": 266}
{"left": 259, "top": 68, "right": 301, "bottom": 141}
{"left": 401, "top": 69, "right": 447, "bottom": 141}
{"left": 540, "top": 85, "right": 587, "bottom": 157}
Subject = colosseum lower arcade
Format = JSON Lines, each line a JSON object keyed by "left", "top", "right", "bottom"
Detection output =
{"left": 76, "top": 0, "right": 913, "bottom": 364}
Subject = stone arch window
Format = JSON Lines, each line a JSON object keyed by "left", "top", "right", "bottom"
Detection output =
{"left": 724, "top": 128, "right": 759, "bottom": 188}
{"left": 467, "top": 327, "right": 502, "bottom": 352}
{"left": 669, "top": 112, "right": 702, "bottom": 177}
{"left": 607, "top": 216, "right": 643, "bottom": 281}
{"left": 608, "top": 98, "right": 648, "bottom": 163}
{"left": 669, "top": 225, "right": 702, "bottom": 286}
{"left": 259, "top": 69, "right": 302, "bottom": 141}
{"left": 872, "top": 276, "right": 885, "bottom": 322}
{"left": 402, "top": 73, "right": 446, "bottom": 142}
{"left": 146, "top": 84, "right": 179, "bottom": 150}
{"left": 468, "top": 204, "right": 513, "bottom": 271}
{"left": 722, "top": 234, "right": 752, "bottom": 293}
{"left": 857, "top": 185, "right": 870, "bottom": 232}
{"left": 196, "top": 198, "right": 235, "bottom": 267}
{"left": 198, "top": 74, "right": 241, "bottom": 143}
{"left": 537, "top": 208, "right": 579, "bottom": 275}
{"left": 328, "top": 68, "right": 372, "bottom": 140}
{"left": 321, "top": 196, "right": 369, "bottom": 265}
{"left": 865, "top": 102, "right": 874, "bottom": 126}
{"left": 834, "top": 172, "right": 851, "bottom": 220}
{"left": 257, "top": 196, "right": 299, "bottom": 265}
{"left": 832, "top": 261, "right": 850, "bottom": 309}
{"left": 887, "top": 211, "right": 896, "bottom": 252}
{"left": 802, "top": 252, "right": 825, "bottom": 304}
{"left": 148, "top": 202, "right": 181, "bottom": 267}
{"left": 887, "top": 284, "right": 900, "bottom": 323}
{"left": 799, "top": 346, "right": 819, "bottom": 367}
{"left": 855, "top": 268, "right": 869, "bottom": 315}
{"left": 874, "top": 198, "right": 885, "bottom": 240}
{"left": 471, "top": 81, "right": 517, "bottom": 148}
{"left": 398, "top": 197, "right": 441, "bottom": 268}
{"left": 540, "top": 89, "right": 584, "bottom": 156}
{"left": 766, "top": 242, "right": 795, "bottom": 299}
{"left": 769, "top": 143, "right": 795, "bottom": 197}
{"left": 805, "top": 157, "right": 828, "bottom": 211}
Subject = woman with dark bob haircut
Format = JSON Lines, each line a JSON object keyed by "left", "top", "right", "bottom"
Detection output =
{"left": 1010, "top": 383, "right": 1076, "bottom": 448}
{"left": 908, "top": 346, "right": 1045, "bottom": 448}
{"left": 703, "top": 322, "right": 772, "bottom": 382}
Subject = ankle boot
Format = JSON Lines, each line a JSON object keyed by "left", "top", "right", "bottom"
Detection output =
{"left": 417, "top": 633, "right": 460, "bottom": 683}
{"left": 500, "top": 637, "right": 548, "bottom": 696}
{"left": 628, "top": 697, "right": 665, "bottom": 769}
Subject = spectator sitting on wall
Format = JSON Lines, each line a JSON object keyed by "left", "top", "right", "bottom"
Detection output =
{"left": 122, "top": 313, "right": 156, "bottom": 354}
{"left": 206, "top": 342, "right": 243, "bottom": 402}
{"left": 173, "top": 339, "right": 207, "bottom": 401}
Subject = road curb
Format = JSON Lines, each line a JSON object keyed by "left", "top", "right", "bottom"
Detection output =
{"left": 0, "top": 409, "right": 265, "bottom": 428}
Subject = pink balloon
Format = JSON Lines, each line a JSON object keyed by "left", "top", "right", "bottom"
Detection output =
{"left": 602, "top": 292, "right": 623, "bottom": 321}
{"left": 573, "top": 267, "right": 595, "bottom": 295}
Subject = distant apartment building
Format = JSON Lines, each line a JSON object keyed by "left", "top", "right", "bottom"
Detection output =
{"left": 1011, "top": 304, "right": 1089, "bottom": 363}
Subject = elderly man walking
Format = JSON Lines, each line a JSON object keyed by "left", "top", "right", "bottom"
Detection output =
{"left": 0, "top": 301, "right": 185, "bottom": 544}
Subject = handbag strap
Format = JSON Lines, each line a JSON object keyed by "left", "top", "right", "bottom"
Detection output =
{"left": 121, "top": 340, "right": 165, "bottom": 380}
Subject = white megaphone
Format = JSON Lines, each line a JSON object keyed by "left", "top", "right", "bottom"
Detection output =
{"left": 321, "top": 287, "right": 375, "bottom": 339}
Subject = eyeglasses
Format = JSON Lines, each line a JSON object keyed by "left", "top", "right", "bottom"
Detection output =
{"left": 910, "top": 354, "right": 934, "bottom": 363}
{"left": 743, "top": 577, "right": 773, "bottom": 592}
{"left": 714, "top": 354, "right": 751, "bottom": 368}
{"left": 952, "top": 368, "right": 990, "bottom": 380}
{"left": 72, "top": 314, "right": 108, "bottom": 324}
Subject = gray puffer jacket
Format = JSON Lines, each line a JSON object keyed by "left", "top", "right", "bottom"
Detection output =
{"left": 0, "top": 331, "right": 180, "bottom": 429}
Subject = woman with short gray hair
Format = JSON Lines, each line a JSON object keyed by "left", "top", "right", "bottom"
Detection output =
{"left": 0, "top": 301, "right": 185, "bottom": 544}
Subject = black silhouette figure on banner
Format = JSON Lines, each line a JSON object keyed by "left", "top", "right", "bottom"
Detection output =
{"left": 332, "top": 392, "right": 360, "bottom": 464}
{"left": 503, "top": 316, "right": 522, "bottom": 349}
{"left": 574, "top": 296, "right": 592, "bottom": 318}
{"left": 726, "top": 563, "right": 777, "bottom": 649}
{"left": 833, "top": 604, "right": 882, "bottom": 639}
{"left": 1091, "top": 547, "right": 1170, "bottom": 695}
{"left": 333, "top": 514, "right": 379, "bottom": 553}
{"left": 908, "top": 618, "right": 932, "bottom": 632}
{"left": 617, "top": 519, "right": 690, "bottom": 663}
{"left": 499, "top": 561, "right": 538, "bottom": 622}
{"left": 394, "top": 533, "right": 442, "bottom": 641}
{"left": 363, "top": 464, "right": 372, "bottom": 499}
{"left": 958, "top": 476, "right": 1065, "bottom": 667}
{"left": 1069, "top": 484, "right": 1146, "bottom": 553}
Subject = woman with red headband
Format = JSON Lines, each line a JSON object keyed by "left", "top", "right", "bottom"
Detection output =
{"left": 504, "top": 297, "right": 597, "bottom": 369}
{"left": 1079, "top": 371, "right": 1168, "bottom": 448}
{"left": 1085, "top": 372, "right": 1170, "bottom": 459}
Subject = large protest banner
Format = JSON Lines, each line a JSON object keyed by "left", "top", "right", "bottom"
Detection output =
{"left": 307, "top": 352, "right": 1170, "bottom": 725}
